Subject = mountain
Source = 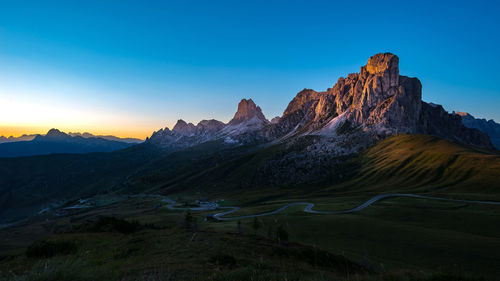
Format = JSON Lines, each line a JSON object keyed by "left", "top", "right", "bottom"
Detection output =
{"left": 67, "top": 132, "right": 143, "bottom": 143}
{"left": 219, "top": 98, "right": 270, "bottom": 142}
{"left": 0, "top": 129, "right": 136, "bottom": 158}
{"left": 264, "top": 53, "right": 491, "bottom": 150}
{"left": 455, "top": 112, "right": 500, "bottom": 150}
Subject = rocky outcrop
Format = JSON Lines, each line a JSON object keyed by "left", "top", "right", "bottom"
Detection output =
{"left": 262, "top": 53, "right": 421, "bottom": 144}
{"left": 219, "top": 99, "right": 270, "bottom": 143}
{"left": 455, "top": 112, "right": 500, "bottom": 150}
{"left": 270, "top": 117, "right": 281, "bottom": 124}
{"left": 228, "top": 99, "right": 268, "bottom": 125}
{"left": 266, "top": 52, "right": 492, "bottom": 149}
{"left": 172, "top": 120, "right": 197, "bottom": 136}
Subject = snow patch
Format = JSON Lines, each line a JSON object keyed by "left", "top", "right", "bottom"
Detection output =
{"left": 224, "top": 137, "right": 238, "bottom": 144}
{"left": 316, "top": 112, "right": 348, "bottom": 136}
{"left": 220, "top": 115, "right": 267, "bottom": 136}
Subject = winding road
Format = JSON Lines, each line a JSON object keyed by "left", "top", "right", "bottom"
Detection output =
{"left": 163, "top": 193, "right": 500, "bottom": 221}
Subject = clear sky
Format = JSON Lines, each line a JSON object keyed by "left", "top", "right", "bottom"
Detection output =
{"left": 1, "top": 0, "right": 499, "bottom": 139}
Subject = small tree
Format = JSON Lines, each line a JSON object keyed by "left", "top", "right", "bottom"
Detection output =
{"left": 267, "top": 225, "right": 273, "bottom": 239}
{"left": 184, "top": 209, "right": 193, "bottom": 229}
{"left": 237, "top": 220, "right": 243, "bottom": 235}
{"left": 252, "top": 217, "right": 261, "bottom": 235}
{"left": 276, "top": 225, "right": 289, "bottom": 245}
{"left": 193, "top": 219, "right": 198, "bottom": 233}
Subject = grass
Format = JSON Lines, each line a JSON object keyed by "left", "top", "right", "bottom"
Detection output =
{"left": 25, "top": 240, "right": 77, "bottom": 258}
{"left": 352, "top": 134, "right": 500, "bottom": 195}
{"left": 1, "top": 134, "right": 500, "bottom": 280}
{"left": 207, "top": 195, "right": 500, "bottom": 278}
{"left": 1, "top": 194, "right": 499, "bottom": 280}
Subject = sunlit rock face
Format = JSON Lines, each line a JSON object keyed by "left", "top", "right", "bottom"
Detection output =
{"left": 268, "top": 53, "right": 422, "bottom": 140}
{"left": 228, "top": 99, "right": 268, "bottom": 125}
{"left": 268, "top": 52, "right": 492, "bottom": 149}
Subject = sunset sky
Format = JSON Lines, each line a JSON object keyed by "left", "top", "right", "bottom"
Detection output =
{"left": 1, "top": 0, "right": 499, "bottom": 139}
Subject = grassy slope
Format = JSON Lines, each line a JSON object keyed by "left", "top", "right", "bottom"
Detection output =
{"left": 346, "top": 134, "right": 500, "bottom": 196}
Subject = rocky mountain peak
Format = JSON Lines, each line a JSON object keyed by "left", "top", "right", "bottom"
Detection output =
{"left": 229, "top": 99, "right": 268, "bottom": 125}
{"left": 197, "top": 119, "right": 225, "bottom": 131}
{"left": 455, "top": 111, "right": 470, "bottom": 117}
{"left": 283, "top": 89, "right": 322, "bottom": 117}
{"left": 44, "top": 128, "right": 69, "bottom": 139}
{"left": 365, "top": 52, "right": 399, "bottom": 75}
{"left": 270, "top": 117, "right": 281, "bottom": 124}
{"left": 172, "top": 119, "right": 196, "bottom": 135}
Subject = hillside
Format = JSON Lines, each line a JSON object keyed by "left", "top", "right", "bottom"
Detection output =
{"left": 0, "top": 143, "right": 165, "bottom": 224}
{"left": 350, "top": 134, "right": 500, "bottom": 195}
{"left": 132, "top": 134, "right": 500, "bottom": 199}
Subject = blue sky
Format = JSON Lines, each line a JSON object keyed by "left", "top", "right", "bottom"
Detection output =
{"left": 1, "top": 0, "right": 499, "bottom": 138}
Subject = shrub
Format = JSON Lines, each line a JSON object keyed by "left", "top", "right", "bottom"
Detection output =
{"left": 209, "top": 254, "right": 237, "bottom": 268}
{"left": 2, "top": 258, "right": 107, "bottom": 281}
{"left": 87, "top": 216, "right": 140, "bottom": 234}
{"left": 26, "top": 240, "right": 77, "bottom": 258}
{"left": 276, "top": 225, "right": 288, "bottom": 244}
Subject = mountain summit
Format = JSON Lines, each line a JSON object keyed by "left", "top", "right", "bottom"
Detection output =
{"left": 229, "top": 99, "right": 268, "bottom": 125}
{"left": 42, "top": 128, "right": 69, "bottom": 140}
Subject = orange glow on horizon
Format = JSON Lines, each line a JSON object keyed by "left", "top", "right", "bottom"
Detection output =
{"left": 0, "top": 125, "right": 149, "bottom": 140}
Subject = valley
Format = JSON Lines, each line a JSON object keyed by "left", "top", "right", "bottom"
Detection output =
{"left": 2, "top": 184, "right": 500, "bottom": 280}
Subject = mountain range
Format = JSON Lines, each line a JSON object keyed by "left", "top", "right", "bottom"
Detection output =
{"left": 147, "top": 53, "right": 493, "bottom": 153}
{"left": 0, "top": 129, "right": 138, "bottom": 158}
{"left": 0, "top": 131, "right": 142, "bottom": 144}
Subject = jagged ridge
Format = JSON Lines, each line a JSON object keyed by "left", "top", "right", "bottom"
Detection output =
{"left": 148, "top": 53, "right": 494, "bottom": 152}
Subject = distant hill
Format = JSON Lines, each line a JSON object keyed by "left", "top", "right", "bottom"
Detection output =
{"left": 67, "top": 132, "right": 143, "bottom": 143}
{"left": 0, "top": 132, "right": 142, "bottom": 144}
{"left": 0, "top": 129, "right": 136, "bottom": 158}
{"left": 0, "top": 134, "right": 37, "bottom": 143}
